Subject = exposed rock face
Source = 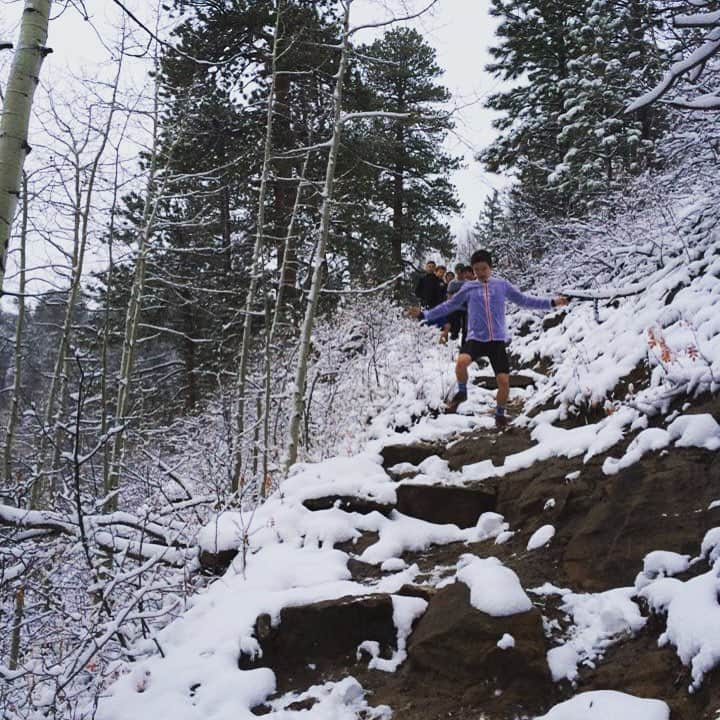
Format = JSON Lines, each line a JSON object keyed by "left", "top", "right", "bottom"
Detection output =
{"left": 562, "top": 447, "right": 720, "bottom": 591}
{"left": 396, "top": 483, "right": 497, "bottom": 528}
{"left": 241, "top": 594, "right": 396, "bottom": 684}
{"left": 407, "top": 582, "right": 555, "bottom": 714}
{"left": 302, "top": 495, "right": 394, "bottom": 516}
{"left": 442, "top": 427, "right": 534, "bottom": 470}
{"left": 380, "top": 441, "right": 444, "bottom": 470}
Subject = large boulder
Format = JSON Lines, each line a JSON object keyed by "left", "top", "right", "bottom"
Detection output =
{"left": 407, "top": 582, "right": 554, "bottom": 712}
{"left": 396, "top": 483, "right": 497, "bottom": 528}
{"left": 241, "top": 594, "right": 396, "bottom": 682}
{"left": 380, "top": 441, "right": 445, "bottom": 470}
{"left": 563, "top": 447, "right": 720, "bottom": 591}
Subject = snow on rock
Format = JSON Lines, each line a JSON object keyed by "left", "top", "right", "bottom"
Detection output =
{"left": 463, "top": 408, "right": 637, "bottom": 482}
{"left": 497, "top": 633, "right": 515, "bottom": 649}
{"left": 267, "top": 677, "right": 391, "bottom": 719}
{"left": 642, "top": 550, "right": 691, "bottom": 579}
{"left": 360, "top": 595, "right": 428, "bottom": 673}
{"left": 535, "top": 690, "right": 670, "bottom": 720}
{"left": 546, "top": 587, "right": 646, "bottom": 682}
{"left": 700, "top": 527, "right": 720, "bottom": 563}
{"left": 603, "top": 413, "right": 720, "bottom": 475}
{"left": 602, "top": 427, "right": 670, "bottom": 475}
{"left": 357, "top": 510, "right": 509, "bottom": 566}
{"left": 667, "top": 413, "right": 720, "bottom": 451}
{"left": 380, "top": 557, "right": 407, "bottom": 573}
{"left": 657, "top": 567, "right": 720, "bottom": 691}
{"left": 527, "top": 525, "right": 555, "bottom": 551}
{"left": 358, "top": 512, "right": 466, "bottom": 565}
{"left": 456, "top": 554, "right": 533, "bottom": 617}
{"left": 283, "top": 453, "right": 395, "bottom": 505}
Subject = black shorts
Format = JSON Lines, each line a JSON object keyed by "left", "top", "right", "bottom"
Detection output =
{"left": 460, "top": 340, "right": 510, "bottom": 375}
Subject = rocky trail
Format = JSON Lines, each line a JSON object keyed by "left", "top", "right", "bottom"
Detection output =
{"left": 199, "top": 384, "right": 720, "bottom": 720}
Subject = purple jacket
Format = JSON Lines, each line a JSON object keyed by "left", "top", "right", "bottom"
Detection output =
{"left": 420, "top": 277, "right": 553, "bottom": 342}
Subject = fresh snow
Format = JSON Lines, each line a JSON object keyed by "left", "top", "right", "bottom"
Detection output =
{"left": 456, "top": 555, "right": 533, "bottom": 616}
{"left": 544, "top": 587, "right": 646, "bottom": 682}
{"left": 497, "top": 633, "right": 515, "bottom": 649}
{"left": 527, "top": 525, "right": 555, "bottom": 550}
{"left": 535, "top": 690, "right": 670, "bottom": 719}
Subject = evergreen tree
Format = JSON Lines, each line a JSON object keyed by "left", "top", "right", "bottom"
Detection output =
{"left": 336, "top": 27, "right": 461, "bottom": 281}
{"left": 482, "top": 0, "right": 665, "bottom": 217}
{"left": 548, "top": 0, "right": 665, "bottom": 207}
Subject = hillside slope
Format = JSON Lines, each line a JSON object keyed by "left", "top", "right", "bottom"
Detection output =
{"left": 97, "top": 204, "right": 720, "bottom": 719}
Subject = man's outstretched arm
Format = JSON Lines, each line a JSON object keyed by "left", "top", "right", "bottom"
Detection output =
{"left": 409, "top": 284, "right": 470, "bottom": 322}
{"left": 504, "top": 281, "right": 568, "bottom": 311}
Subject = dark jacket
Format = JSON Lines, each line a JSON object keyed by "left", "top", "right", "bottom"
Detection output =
{"left": 415, "top": 273, "right": 445, "bottom": 309}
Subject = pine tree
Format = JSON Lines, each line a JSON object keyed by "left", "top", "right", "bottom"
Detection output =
{"left": 482, "top": 0, "right": 665, "bottom": 217}
{"left": 336, "top": 27, "right": 461, "bottom": 282}
{"left": 548, "top": 0, "right": 665, "bottom": 208}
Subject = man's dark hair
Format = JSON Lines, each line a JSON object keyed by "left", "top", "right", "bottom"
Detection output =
{"left": 470, "top": 250, "right": 493, "bottom": 267}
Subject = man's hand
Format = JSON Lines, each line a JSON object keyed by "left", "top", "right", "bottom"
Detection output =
{"left": 407, "top": 305, "right": 423, "bottom": 319}
{"left": 553, "top": 295, "right": 570, "bottom": 307}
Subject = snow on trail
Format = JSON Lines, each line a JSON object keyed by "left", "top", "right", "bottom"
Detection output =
{"left": 99, "top": 225, "right": 720, "bottom": 718}
{"left": 535, "top": 690, "right": 670, "bottom": 720}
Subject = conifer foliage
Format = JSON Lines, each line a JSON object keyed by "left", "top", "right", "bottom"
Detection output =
{"left": 483, "top": 0, "right": 665, "bottom": 216}
{"left": 337, "top": 28, "right": 461, "bottom": 280}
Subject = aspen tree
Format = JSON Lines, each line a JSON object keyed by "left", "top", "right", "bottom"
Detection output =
{"left": 283, "top": 0, "right": 353, "bottom": 472}
{"left": 0, "top": 0, "right": 52, "bottom": 293}
{"left": 232, "top": 1, "right": 283, "bottom": 493}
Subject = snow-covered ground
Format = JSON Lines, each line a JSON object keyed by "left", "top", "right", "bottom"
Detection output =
{"left": 92, "top": 189, "right": 720, "bottom": 719}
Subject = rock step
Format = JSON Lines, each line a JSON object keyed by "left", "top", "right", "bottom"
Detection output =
{"left": 240, "top": 594, "right": 397, "bottom": 680}
{"left": 302, "top": 495, "right": 394, "bottom": 516}
{"left": 381, "top": 441, "right": 444, "bottom": 470}
{"left": 473, "top": 373, "right": 536, "bottom": 390}
{"left": 396, "top": 483, "right": 497, "bottom": 528}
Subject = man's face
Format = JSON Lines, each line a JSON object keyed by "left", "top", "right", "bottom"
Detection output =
{"left": 435, "top": 267, "right": 446, "bottom": 279}
{"left": 425, "top": 262, "right": 436, "bottom": 273}
{"left": 472, "top": 261, "right": 492, "bottom": 281}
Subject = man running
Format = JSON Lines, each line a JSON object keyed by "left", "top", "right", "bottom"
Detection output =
{"left": 411, "top": 250, "right": 568, "bottom": 427}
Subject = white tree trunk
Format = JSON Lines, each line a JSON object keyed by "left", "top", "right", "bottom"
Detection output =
{"left": 0, "top": 0, "right": 52, "bottom": 293}
{"left": 231, "top": 2, "right": 282, "bottom": 493}
{"left": 3, "top": 173, "right": 28, "bottom": 487}
{"left": 282, "top": 0, "right": 353, "bottom": 473}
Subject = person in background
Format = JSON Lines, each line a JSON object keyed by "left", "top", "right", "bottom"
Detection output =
{"left": 410, "top": 250, "right": 569, "bottom": 427}
{"left": 435, "top": 265, "right": 448, "bottom": 303}
{"left": 415, "top": 260, "right": 445, "bottom": 309}
{"left": 446, "top": 265, "right": 467, "bottom": 342}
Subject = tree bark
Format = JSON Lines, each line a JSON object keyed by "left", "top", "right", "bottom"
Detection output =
{"left": 0, "top": 0, "right": 52, "bottom": 293}
{"left": 282, "top": 1, "right": 352, "bottom": 473}
{"left": 3, "top": 173, "right": 28, "bottom": 489}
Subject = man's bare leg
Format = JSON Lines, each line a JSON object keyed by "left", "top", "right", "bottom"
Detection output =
{"left": 446, "top": 353, "right": 473, "bottom": 413}
{"left": 495, "top": 372, "right": 510, "bottom": 426}
{"left": 456, "top": 353, "right": 473, "bottom": 385}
